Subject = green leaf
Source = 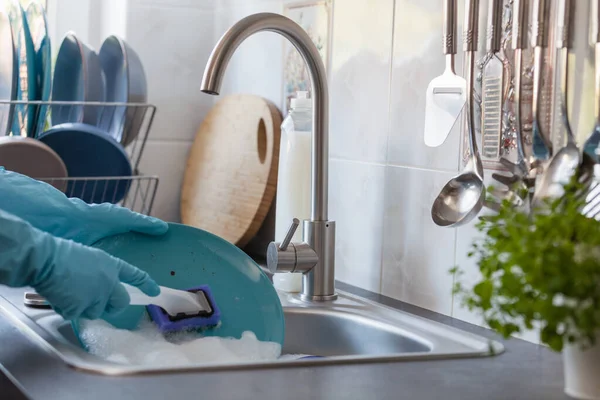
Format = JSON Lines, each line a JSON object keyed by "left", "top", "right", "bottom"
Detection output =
{"left": 473, "top": 281, "right": 493, "bottom": 309}
{"left": 451, "top": 176, "right": 600, "bottom": 351}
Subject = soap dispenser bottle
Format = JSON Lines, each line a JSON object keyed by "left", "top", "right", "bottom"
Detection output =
{"left": 273, "top": 91, "right": 312, "bottom": 292}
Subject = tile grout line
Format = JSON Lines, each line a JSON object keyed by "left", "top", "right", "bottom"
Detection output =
{"left": 329, "top": 156, "right": 458, "bottom": 175}
{"left": 330, "top": 157, "right": 387, "bottom": 167}
{"left": 377, "top": 0, "right": 397, "bottom": 295}
{"left": 385, "top": 163, "right": 457, "bottom": 174}
{"left": 144, "top": 138, "right": 194, "bottom": 144}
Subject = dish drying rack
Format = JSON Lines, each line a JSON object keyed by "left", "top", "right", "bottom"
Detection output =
{"left": 2, "top": 100, "right": 159, "bottom": 216}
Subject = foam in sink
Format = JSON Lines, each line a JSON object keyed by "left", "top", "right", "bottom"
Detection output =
{"left": 78, "top": 318, "right": 282, "bottom": 367}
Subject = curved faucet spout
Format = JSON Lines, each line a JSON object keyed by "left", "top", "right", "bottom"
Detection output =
{"left": 200, "top": 12, "right": 329, "bottom": 221}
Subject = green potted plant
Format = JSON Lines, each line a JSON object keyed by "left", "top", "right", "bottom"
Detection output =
{"left": 452, "top": 181, "right": 600, "bottom": 399}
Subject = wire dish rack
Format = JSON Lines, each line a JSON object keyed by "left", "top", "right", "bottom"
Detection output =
{"left": 0, "top": 100, "right": 160, "bottom": 216}
{"left": 38, "top": 175, "right": 159, "bottom": 215}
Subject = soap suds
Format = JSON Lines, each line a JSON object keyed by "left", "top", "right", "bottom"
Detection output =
{"left": 79, "top": 318, "right": 283, "bottom": 366}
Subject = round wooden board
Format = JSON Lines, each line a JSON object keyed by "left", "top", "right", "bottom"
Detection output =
{"left": 181, "top": 94, "right": 282, "bottom": 248}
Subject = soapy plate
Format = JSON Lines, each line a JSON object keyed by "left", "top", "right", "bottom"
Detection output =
{"left": 74, "top": 223, "right": 285, "bottom": 346}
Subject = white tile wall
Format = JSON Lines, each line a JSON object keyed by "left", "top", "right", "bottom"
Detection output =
{"left": 47, "top": 0, "right": 128, "bottom": 54}
{"left": 329, "top": 0, "right": 393, "bottom": 163}
{"left": 451, "top": 211, "right": 488, "bottom": 326}
{"left": 128, "top": 0, "right": 216, "bottom": 10}
{"left": 214, "top": 0, "right": 285, "bottom": 107}
{"left": 136, "top": 140, "right": 191, "bottom": 222}
{"left": 121, "top": 0, "right": 217, "bottom": 222}
{"left": 329, "top": 159, "right": 386, "bottom": 292}
{"left": 377, "top": 0, "right": 463, "bottom": 318}
{"left": 47, "top": 0, "right": 96, "bottom": 53}
{"left": 387, "top": 0, "right": 463, "bottom": 172}
{"left": 90, "top": 0, "right": 540, "bottom": 343}
{"left": 126, "top": 1, "right": 217, "bottom": 142}
{"left": 381, "top": 166, "right": 457, "bottom": 315}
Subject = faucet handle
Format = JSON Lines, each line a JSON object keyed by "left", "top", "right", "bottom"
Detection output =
{"left": 267, "top": 218, "right": 318, "bottom": 275}
{"left": 279, "top": 218, "right": 299, "bottom": 251}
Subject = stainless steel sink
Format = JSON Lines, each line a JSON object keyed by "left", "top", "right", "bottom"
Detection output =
{"left": 283, "top": 307, "right": 430, "bottom": 356}
{"left": 0, "top": 286, "right": 503, "bottom": 375}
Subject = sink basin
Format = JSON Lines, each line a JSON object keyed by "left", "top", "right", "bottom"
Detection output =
{"left": 0, "top": 286, "right": 503, "bottom": 375}
{"left": 283, "top": 307, "right": 430, "bottom": 356}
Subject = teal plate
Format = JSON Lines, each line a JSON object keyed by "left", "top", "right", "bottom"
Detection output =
{"left": 25, "top": 2, "right": 51, "bottom": 138}
{"left": 7, "top": 0, "right": 37, "bottom": 137}
{"left": 71, "top": 223, "right": 285, "bottom": 347}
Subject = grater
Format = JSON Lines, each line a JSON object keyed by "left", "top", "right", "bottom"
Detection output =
{"left": 480, "top": 0, "right": 504, "bottom": 161}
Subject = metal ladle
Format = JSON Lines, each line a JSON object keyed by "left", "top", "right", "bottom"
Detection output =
{"left": 532, "top": 0, "right": 590, "bottom": 208}
{"left": 432, "top": 0, "right": 484, "bottom": 227}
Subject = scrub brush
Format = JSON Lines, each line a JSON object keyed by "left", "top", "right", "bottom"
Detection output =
{"left": 125, "top": 284, "right": 221, "bottom": 333}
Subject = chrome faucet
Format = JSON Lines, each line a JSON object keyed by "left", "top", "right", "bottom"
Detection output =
{"left": 200, "top": 12, "right": 336, "bottom": 301}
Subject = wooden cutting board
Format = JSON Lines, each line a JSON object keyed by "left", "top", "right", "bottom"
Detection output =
{"left": 181, "top": 94, "right": 282, "bottom": 248}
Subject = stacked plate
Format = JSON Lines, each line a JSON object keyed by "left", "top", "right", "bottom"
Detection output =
{"left": 0, "top": 1, "right": 65, "bottom": 189}
{"left": 0, "top": 0, "right": 148, "bottom": 204}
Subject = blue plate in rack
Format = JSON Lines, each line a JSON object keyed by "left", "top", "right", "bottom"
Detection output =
{"left": 52, "top": 32, "right": 105, "bottom": 126}
{"left": 98, "top": 35, "right": 147, "bottom": 146}
{"left": 37, "top": 122, "right": 132, "bottom": 204}
{"left": 6, "top": 0, "right": 37, "bottom": 137}
{"left": 25, "top": 2, "right": 52, "bottom": 137}
{"left": 0, "top": 6, "right": 16, "bottom": 136}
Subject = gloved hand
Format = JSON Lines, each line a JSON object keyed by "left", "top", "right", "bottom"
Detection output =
{"left": 0, "top": 209, "right": 159, "bottom": 320}
{"left": 0, "top": 168, "right": 168, "bottom": 245}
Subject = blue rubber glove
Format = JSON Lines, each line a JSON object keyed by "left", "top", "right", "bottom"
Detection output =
{"left": 0, "top": 209, "right": 160, "bottom": 320}
{"left": 0, "top": 168, "right": 168, "bottom": 245}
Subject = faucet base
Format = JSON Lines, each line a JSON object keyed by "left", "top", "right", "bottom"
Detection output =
{"left": 301, "top": 220, "right": 336, "bottom": 299}
{"left": 300, "top": 293, "right": 338, "bottom": 302}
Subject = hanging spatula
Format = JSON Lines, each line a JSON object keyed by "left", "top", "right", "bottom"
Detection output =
{"left": 424, "top": 0, "right": 467, "bottom": 147}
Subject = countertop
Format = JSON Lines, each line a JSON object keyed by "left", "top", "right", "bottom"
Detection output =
{"left": 0, "top": 282, "right": 568, "bottom": 400}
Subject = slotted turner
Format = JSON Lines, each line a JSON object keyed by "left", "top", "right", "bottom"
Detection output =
{"left": 424, "top": 0, "right": 467, "bottom": 147}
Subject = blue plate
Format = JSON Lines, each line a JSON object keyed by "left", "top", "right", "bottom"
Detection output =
{"left": 98, "top": 36, "right": 128, "bottom": 141}
{"left": 98, "top": 36, "right": 147, "bottom": 145}
{"left": 6, "top": 0, "right": 37, "bottom": 137}
{"left": 37, "top": 122, "right": 132, "bottom": 203}
{"left": 25, "top": 2, "right": 51, "bottom": 137}
{"left": 72, "top": 223, "right": 285, "bottom": 346}
{"left": 52, "top": 32, "right": 105, "bottom": 126}
{"left": 0, "top": 7, "right": 16, "bottom": 136}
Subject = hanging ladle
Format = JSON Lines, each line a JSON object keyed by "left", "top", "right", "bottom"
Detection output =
{"left": 531, "top": 0, "right": 594, "bottom": 208}
{"left": 432, "top": 0, "right": 484, "bottom": 227}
